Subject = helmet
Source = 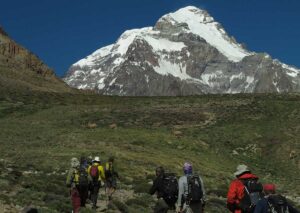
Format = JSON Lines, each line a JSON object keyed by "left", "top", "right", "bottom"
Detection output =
{"left": 183, "top": 162, "right": 192, "bottom": 175}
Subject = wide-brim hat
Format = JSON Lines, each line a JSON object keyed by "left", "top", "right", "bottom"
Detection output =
{"left": 234, "top": 164, "right": 250, "bottom": 177}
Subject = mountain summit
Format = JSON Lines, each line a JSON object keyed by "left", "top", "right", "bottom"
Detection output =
{"left": 64, "top": 6, "right": 300, "bottom": 95}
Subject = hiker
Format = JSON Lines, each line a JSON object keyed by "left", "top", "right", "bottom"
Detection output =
{"left": 87, "top": 155, "right": 93, "bottom": 201}
{"left": 66, "top": 157, "right": 81, "bottom": 213}
{"left": 149, "top": 166, "right": 178, "bottom": 213}
{"left": 105, "top": 156, "right": 119, "bottom": 201}
{"left": 80, "top": 156, "right": 89, "bottom": 169}
{"left": 254, "top": 184, "right": 299, "bottom": 213}
{"left": 227, "top": 164, "right": 263, "bottom": 213}
{"left": 88, "top": 156, "right": 105, "bottom": 209}
{"left": 77, "top": 156, "right": 89, "bottom": 207}
{"left": 87, "top": 156, "right": 93, "bottom": 166}
{"left": 177, "top": 162, "right": 205, "bottom": 213}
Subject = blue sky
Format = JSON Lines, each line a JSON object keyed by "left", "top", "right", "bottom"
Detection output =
{"left": 1, "top": 0, "right": 299, "bottom": 77}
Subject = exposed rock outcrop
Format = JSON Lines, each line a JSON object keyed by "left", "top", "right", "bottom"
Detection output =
{"left": 64, "top": 6, "right": 300, "bottom": 96}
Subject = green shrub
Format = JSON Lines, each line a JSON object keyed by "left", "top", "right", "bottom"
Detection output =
{"left": 113, "top": 200, "right": 129, "bottom": 213}
{"left": 126, "top": 196, "right": 150, "bottom": 208}
{"left": 206, "top": 197, "right": 227, "bottom": 213}
{"left": 132, "top": 181, "right": 150, "bottom": 194}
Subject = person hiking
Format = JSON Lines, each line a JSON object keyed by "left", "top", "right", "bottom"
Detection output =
{"left": 80, "top": 156, "right": 89, "bottom": 169}
{"left": 87, "top": 156, "right": 93, "bottom": 166}
{"left": 86, "top": 155, "right": 93, "bottom": 201}
{"left": 105, "top": 156, "right": 119, "bottom": 201}
{"left": 88, "top": 156, "right": 105, "bottom": 209}
{"left": 77, "top": 156, "right": 89, "bottom": 207}
{"left": 254, "top": 184, "right": 299, "bottom": 213}
{"left": 149, "top": 166, "right": 178, "bottom": 213}
{"left": 227, "top": 164, "right": 263, "bottom": 213}
{"left": 177, "top": 162, "right": 206, "bottom": 213}
{"left": 66, "top": 157, "right": 81, "bottom": 213}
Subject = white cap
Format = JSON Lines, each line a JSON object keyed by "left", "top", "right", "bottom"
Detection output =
{"left": 93, "top": 156, "right": 100, "bottom": 163}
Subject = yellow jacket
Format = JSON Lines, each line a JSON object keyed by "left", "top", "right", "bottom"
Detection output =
{"left": 66, "top": 167, "right": 89, "bottom": 187}
{"left": 66, "top": 167, "right": 77, "bottom": 188}
{"left": 88, "top": 162, "right": 105, "bottom": 181}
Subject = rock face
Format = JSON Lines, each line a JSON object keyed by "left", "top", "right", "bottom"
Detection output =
{"left": 0, "top": 27, "right": 53, "bottom": 77}
{"left": 0, "top": 26, "right": 72, "bottom": 93}
{"left": 64, "top": 6, "right": 300, "bottom": 96}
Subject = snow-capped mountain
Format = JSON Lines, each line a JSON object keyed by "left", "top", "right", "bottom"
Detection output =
{"left": 64, "top": 6, "right": 300, "bottom": 95}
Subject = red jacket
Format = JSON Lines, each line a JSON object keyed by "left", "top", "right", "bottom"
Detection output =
{"left": 227, "top": 173, "right": 259, "bottom": 213}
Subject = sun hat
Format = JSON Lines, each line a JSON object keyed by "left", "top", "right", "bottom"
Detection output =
{"left": 93, "top": 156, "right": 100, "bottom": 163}
{"left": 234, "top": 164, "right": 250, "bottom": 177}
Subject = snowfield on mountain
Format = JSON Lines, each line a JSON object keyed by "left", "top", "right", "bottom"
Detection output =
{"left": 64, "top": 6, "right": 300, "bottom": 96}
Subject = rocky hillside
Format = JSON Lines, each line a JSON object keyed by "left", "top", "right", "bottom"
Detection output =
{"left": 0, "top": 92, "right": 299, "bottom": 212}
{"left": 64, "top": 6, "right": 300, "bottom": 96}
{"left": 0, "top": 26, "right": 72, "bottom": 93}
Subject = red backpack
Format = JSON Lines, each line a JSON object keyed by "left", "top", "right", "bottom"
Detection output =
{"left": 90, "top": 165, "right": 99, "bottom": 180}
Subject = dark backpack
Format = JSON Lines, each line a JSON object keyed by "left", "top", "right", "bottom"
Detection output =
{"left": 90, "top": 165, "right": 99, "bottom": 180}
{"left": 239, "top": 178, "right": 264, "bottom": 212}
{"left": 78, "top": 165, "right": 89, "bottom": 186}
{"left": 187, "top": 174, "right": 203, "bottom": 202}
{"left": 267, "top": 195, "right": 290, "bottom": 213}
{"left": 105, "top": 163, "right": 113, "bottom": 178}
{"left": 162, "top": 173, "right": 178, "bottom": 205}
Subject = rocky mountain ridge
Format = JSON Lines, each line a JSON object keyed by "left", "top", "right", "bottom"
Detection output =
{"left": 0, "top": 26, "right": 72, "bottom": 93}
{"left": 0, "top": 27, "right": 54, "bottom": 77}
{"left": 64, "top": 6, "right": 300, "bottom": 96}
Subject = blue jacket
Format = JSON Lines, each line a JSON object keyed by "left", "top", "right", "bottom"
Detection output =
{"left": 254, "top": 198, "right": 268, "bottom": 213}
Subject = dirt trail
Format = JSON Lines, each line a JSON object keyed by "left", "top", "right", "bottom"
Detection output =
{"left": 85, "top": 188, "right": 135, "bottom": 212}
{"left": 0, "top": 201, "right": 19, "bottom": 213}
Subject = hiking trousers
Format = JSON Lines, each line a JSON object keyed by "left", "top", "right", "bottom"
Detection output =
{"left": 184, "top": 202, "right": 203, "bottom": 213}
{"left": 90, "top": 181, "right": 101, "bottom": 208}
{"left": 77, "top": 185, "right": 89, "bottom": 207}
{"left": 70, "top": 188, "right": 81, "bottom": 213}
{"left": 105, "top": 177, "right": 117, "bottom": 189}
{"left": 154, "top": 199, "right": 176, "bottom": 213}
